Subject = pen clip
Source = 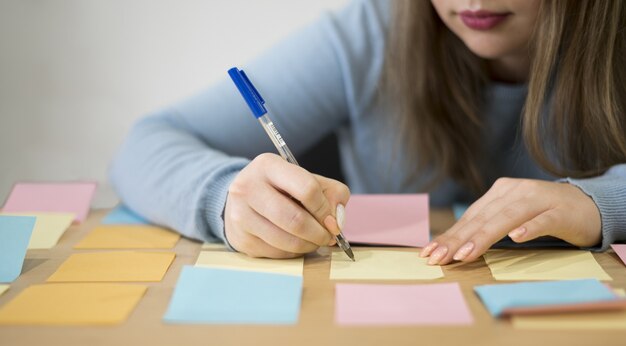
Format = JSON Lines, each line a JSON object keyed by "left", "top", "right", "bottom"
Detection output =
{"left": 228, "top": 67, "right": 267, "bottom": 118}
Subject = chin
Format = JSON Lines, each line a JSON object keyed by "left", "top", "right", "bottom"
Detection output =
{"left": 461, "top": 38, "right": 513, "bottom": 60}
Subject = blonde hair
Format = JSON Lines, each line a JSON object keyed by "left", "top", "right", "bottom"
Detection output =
{"left": 385, "top": 0, "right": 626, "bottom": 194}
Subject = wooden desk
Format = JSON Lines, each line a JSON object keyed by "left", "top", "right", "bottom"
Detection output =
{"left": 1, "top": 209, "right": 625, "bottom": 346}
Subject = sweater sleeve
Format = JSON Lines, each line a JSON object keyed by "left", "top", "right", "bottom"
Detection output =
{"left": 564, "top": 164, "right": 626, "bottom": 250}
{"left": 108, "top": 0, "right": 391, "bottom": 243}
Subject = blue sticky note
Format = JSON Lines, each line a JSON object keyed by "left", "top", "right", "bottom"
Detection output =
{"left": 0, "top": 215, "right": 36, "bottom": 282}
{"left": 452, "top": 204, "right": 468, "bottom": 220}
{"left": 101, "top": 205, "right": 148, "bottom": 225}
{"left": 164, "top": 266, "right": 303, "bottom": 324}
{"left": 474, "top": 279, "right": 617, "bottom": 317}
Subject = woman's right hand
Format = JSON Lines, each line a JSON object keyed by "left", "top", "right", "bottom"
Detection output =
{"left": 224, "top": 153, "right": 351, "bottom": 258}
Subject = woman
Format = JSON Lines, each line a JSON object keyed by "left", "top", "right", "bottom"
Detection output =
{"left": 110, "top": 0, "right": 626, "bottom": 265}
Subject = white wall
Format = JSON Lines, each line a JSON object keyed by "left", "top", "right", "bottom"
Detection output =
{"left": 0, "top": 0, "right": 348, "bottom": 208}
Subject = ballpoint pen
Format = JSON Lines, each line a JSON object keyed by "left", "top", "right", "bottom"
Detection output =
{"left": 228, "top": 67, "right": 355, "bottom": 261}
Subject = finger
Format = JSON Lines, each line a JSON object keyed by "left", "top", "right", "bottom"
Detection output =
{"left": 261, "top": 154, "right": 334, "bottom": 226}
{"left": 429, "top": 195, "right": 545, "bottom": 265}
{"left": 225, "top": 215, "right": 298, "bottom": 259}
{"left": 247, "top": 182, "right": 334, "bottom": 246}
{"left": 420, "top": 178, "right": 520, "bottom": 258}
{"left": 243, "top": 205, "right": 319, "bottom": 254}
{"left": 425, "top": 195, "right": 514, "bottom": 263}
{"left": 449, "top": 198, "right": 548, "bottom": 263}
{"left": 238, "top": 232, "right": 300, "bottom": 259}
{"left": 314, "top": 174, "right": 351, "bottom": 207}
{"left": 507, "top": 211, "right": 560, "bottom": 243}
{"left": 314, "top": 174, "right": 351, "bottom": 235}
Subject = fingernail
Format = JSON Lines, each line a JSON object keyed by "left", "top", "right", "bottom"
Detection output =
{"left": 509, "top": 227, "right": 526, "bottom": 239}
{"left": 428, "top": 246, "right": 448, "bottom": 265}
{"left": 420, "top": 242, "right": 438, "bottom": 257}
{"left": 328, "top": 238, "right": 337, "bottom": 246}
{"left": 336, "top": 204, "right": 346, "bottom": 230}
{"left": 453, "top": 242, "right": 474, "bottom": 261}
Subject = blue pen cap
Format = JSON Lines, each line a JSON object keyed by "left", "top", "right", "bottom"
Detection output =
{"left": 228, "top": 67, "right": 267, "bottom": 118}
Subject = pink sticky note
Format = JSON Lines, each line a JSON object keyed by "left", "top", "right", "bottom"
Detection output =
{"left": 342, "top": 194, "right": 429, "bottom": 247}
{"left": 612, "top": 244, "right": 626, "bottom": 266}
{"left": 335, "top": 282, "right": 473, "bottom": 326}
{"left": 2, "top": 182, "right": 97, "bottom": 223}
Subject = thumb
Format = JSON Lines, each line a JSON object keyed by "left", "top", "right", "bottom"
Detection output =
{"left": 314, "top": 174, "right": 351, "bottom": 235}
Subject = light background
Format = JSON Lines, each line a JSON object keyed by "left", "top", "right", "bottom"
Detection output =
{"left": 0, "top": 0, "right": 348, "bottom": 208}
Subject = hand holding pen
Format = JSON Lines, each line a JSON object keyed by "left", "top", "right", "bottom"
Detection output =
{"left": 224, "top": 67, "right": 355, "bottom": 260}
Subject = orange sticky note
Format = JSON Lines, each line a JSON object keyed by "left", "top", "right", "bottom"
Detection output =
{"left": 0, "top": 283, "right": 146, "bottom": 325}
{"left": 74, "top": 225, "right": 180, "bottom": 249}
{"left": 47, "top": 251, "right": 175, "bottom": 282}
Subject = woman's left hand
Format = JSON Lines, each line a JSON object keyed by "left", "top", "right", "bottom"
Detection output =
{"left": 420, "top": 178, "right": 602, "bottom": 265}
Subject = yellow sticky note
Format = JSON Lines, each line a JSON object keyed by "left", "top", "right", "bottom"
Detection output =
{"left": 512, "top": 289, "right": 626, "bottom": 330}
{"left": 0, "top": 283, "right": 146, "bottom": 325}
{"left": 47, "top": 251, "right": 175, "bottom": 282}
{"left": 1, "top": 212, "right": 74, "bottom": 249}
{"left": 201, "top": 242, "right": 227, "bottom": 251}
{"left": 0, "top": 285, "right": 8, "bottom": 296}
{"left": 195, "top": 251, "right": 303, "bottom": 276}
{"left": 483, "top": 249, "right": 612, "bottom": 281}
{"left": 74, "top": 225, "right": 180, "bottom": 249}
{"left": 330, "top": 249, "right": 443, "bottom": 280}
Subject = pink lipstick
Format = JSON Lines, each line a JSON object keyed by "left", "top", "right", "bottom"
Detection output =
{"left": 459, "top": 10, "right": 510, "bottom": 30}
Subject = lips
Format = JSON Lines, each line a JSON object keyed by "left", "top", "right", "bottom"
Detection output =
{"left": 459, "top": 10, "right": 510, "bottom": 30}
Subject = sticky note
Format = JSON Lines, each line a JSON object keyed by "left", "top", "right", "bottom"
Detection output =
{"left": 47, "top": 251, "right": 175, "bottom": 282}
{"left": 0, "top": 285, "right": 8, "bottom": 296}
{"left": 453, "top": 204, "right": 468, "bottom": 220}
{"left": 0, "top": 215, "right": 36, "bottom": 282}
{"left": 342, "top": 194, "right": 429, "bottom": 247}
{"left": 195, "top": 251, "right": 303, "bottom": 276}
{"left": 201, "top": 242, "right": 227, "bottom": 251}
{"left": 0, "top": 283, "right": 146, "bottom": 325}
{"left": 330, "top": 249, "right": 443, "bottom": 280}
{"left": 2, "top": 182, "right": 96, "bottom": 223}
{"left": 483, "top": 249, "right": 612, "bottom": 281}
{"left": 164, "top": 266, "right": 302, "bottom": 324}
{"left": 335, "top": 282, "right": 472, "bottom": 325}
{"left": 1, "top": 212, "right": 73, "bottom": 249}
{"left": 74, "top": 225, "right": 180, "bottom": 249}
{"left": 474, "top": 279, "right": 618, "bottom": 317}
{"left": 611, "top": 244, "right": 626, "bottom": 266}
{"left": 101, "top": 205, "right": 148, "bottom": 225}
{"left": 512, "top": 289, "right": 626, "bottom": 330}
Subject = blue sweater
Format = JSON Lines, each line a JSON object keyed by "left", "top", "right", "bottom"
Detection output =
{"left": 110, "top": 0, "right": 626, "bottom": 250}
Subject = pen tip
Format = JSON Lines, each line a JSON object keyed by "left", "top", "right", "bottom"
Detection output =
{"left": 346, "top": 248, "right": 355, "bottom": 262}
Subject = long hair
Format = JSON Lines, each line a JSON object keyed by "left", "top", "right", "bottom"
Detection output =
{"left": 385, "top": 0, "right": 626, "bottom": 194}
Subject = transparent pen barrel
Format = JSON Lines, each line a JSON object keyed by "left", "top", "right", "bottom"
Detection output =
{"left": 258, "top": 115, "right": 299, "bottom": 165}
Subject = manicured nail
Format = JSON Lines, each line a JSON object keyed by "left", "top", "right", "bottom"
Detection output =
{"left": 508, "top": 227, "right": 526, "bottom": 239}
{"left": 428, "top": 246, "right": 448, "bottom": 265}
{"left": 420, "top": 242, "right": 438, "bottom": 257}
{"left": 336, "top": 204, "right": 346, "bottom": 230}
{"left": 329, "top": 238, "right": 337, "bottom": 246}
{"left": 453, "top": 242, "right": 475, "bottom": 261}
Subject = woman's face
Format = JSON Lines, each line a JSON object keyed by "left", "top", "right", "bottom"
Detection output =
{"left": 431, "top": 0, "right": 541, "bottom": 60}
